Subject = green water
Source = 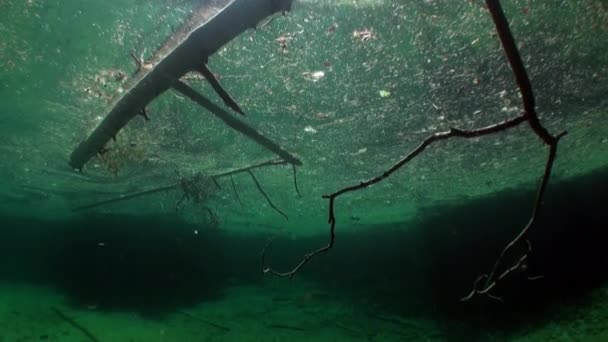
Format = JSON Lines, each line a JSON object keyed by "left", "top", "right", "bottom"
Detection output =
{"left": 0, "top": 0, "right": 607, "bottom": 340}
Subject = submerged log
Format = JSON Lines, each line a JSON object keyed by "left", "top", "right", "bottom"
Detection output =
{"left": 69, "top": 0, "right": 299, "bottom": 170}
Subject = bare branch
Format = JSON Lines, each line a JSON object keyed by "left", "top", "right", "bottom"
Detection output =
{"left": 72, "top": 158, "right": 292, "bottom": 212}
{"left": 292, "top": 164, "right": 302, "bottom": 198}
{"left": 262, "top": 0, "right": 568, "bottom": 297}
{"left": 484, "top": 0, "right": 554, "bottom": 144}
{"left": 230, "top": 175, "right": 243, "bottom": 206}
{"left": 261, "top": 117, "right": 526, "bottom": 277}
{"left": 247, "top": 170, "right": 289, "bottom": 221}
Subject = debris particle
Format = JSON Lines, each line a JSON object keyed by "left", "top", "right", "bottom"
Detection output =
{"left": 353, "top": 28, "right": 374, "bottom": 42}
{"left": 275, "top": 34, "right": 292, "bottom": 51}
{"left": 327, "top": 22, "right": 338, "bottom": 34}
{"left": 302, "top": 70, "right": 325, "bottom": 82}
{"left": 315, "top": 112, "right": 330, "bottom": 119}
{"left": 351, "top": 148, "right": 367, "bottom": 156}
{"left": 304, "top": 126, "right": 318, "bottom": 134}
{"left": 379, "top": 90, "right": 391, "bottom": 98}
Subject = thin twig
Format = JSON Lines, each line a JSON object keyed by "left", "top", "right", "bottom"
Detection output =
{"left": 71, "top": 158, "right": 290, "bottom": 212}
{"left": 199, "top": 63, "right": 245, "bottom": 115}
{"left": 292, "top": 164, "right": 302, "bottom": 197}
{"left": 129, "top": 51, "right": 142, "bottom": 71}
{"left": 230, "top": 175, "right": 243, "bottom": 206}
{"left": 213, "top": 158, "right": 290, "bottom": 178}
{"left": 212, "top": 178, "right": 222, "bottom": 190}
{"left": 72, "top": 184, "right": 177, "bottom": 212}
{"left": 248, "top": 170, "right": 289, "bottom": 221}
{"left": 463, "top": 131, "right": 565, "bottom": 300}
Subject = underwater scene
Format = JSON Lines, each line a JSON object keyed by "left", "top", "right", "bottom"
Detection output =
{"left": 1, "top": 0, "right": 607, "bottom": 340}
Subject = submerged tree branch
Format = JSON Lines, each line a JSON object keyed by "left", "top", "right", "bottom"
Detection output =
{"left": 230, "top": 175, "right": 243, "bottom": 206}
{"left": 248, "top": 170, "right": 289, "bottom": 221}
{"left": 292, "top": 164, "right": 302, "bottom": 198}
{"left": 262, "top": 0, "right": 567, "bottom": 295}
{"left": 72, "top": 158, "right": 294, "bottom": 214}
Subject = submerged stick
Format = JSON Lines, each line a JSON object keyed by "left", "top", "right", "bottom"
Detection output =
{"left": 72, "top": 184, "right": 176, "bottom": 212}
{"left": 51, "top": 307, "right": 100, "bottom": 342}
{"left": 230, "top": 175, "right": 243, "bottom": 206}
{"left": 171, "top": 80, "right": 301, "bottom": 166}
{"left": 72, "top": 158, "right": 292, "bottom": 212}
{"left": 199, "top": 63, "right": 245, "bottom": 116}
{"left": 247, "top": 170, "right": 289, "bottom": 221}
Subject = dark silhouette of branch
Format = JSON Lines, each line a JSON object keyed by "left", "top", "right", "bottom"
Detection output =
{"left": 230, "top": 175, "right": 243, "bottom": 206}
{"left": 462, "top": 129, "right": 565, "bottom": 301}
{"left": 212, "top": 178, "right": 222, "bottom": 190}
{"left": 292, "top": 164, "right": 302, "bottom": 198}
{"left": 248, "top": 170, "right": 289, "bottom": 221}
{"left": 72, "top": 184, "right": 177, "bottom": 212}
{"left": 213, "top": 158, "right": 290, "bottom": 178}
{"left": 199, "top": 63, "right": 245, "bottom": 116}
{"left": 72, "top": 158, "right": 291, "bottom": 212}
{"left": 262, "top": 0, "right": 567, "bottom": 293}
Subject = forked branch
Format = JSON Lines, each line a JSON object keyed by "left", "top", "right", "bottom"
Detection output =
{"left": 262, "top": 0, "right": 568, "bottom": 297}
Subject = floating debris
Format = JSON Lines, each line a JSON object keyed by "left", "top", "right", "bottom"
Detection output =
{"left": 379, "top": 90, "right": 391, "bottom": 98}
{"left": 315, "top": 112, "right": 330, "bottom": 119}
{"left": 353, "top": 28, "right": 374, "bottom": 42}
{"left": 351, "top": 147, "right": 367, "bottom": 156}
{"left": 302, "top": 70, "right": 325, "bottom": 82}
{"left": 275, "top": 34, "right": 293, "bottom": 51}
{"left": 304, "top": 125, "right": 318, "bottom": 134}
{"left": 327, "top": 22, "right": 338, "bottom": 34}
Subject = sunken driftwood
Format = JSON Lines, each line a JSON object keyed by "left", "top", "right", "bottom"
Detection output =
{"left": 262, "top": 0, "right": 567, "bottom": 302}
{"left": 69, "top": 0, "right": 300, "bottom": 170}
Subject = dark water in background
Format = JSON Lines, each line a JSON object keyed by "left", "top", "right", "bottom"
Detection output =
{"left": 0, "top": 167, "right": 606, "bottom": 340}
{"left": 1, "top": 0, "right": 607, "bottom": 340}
